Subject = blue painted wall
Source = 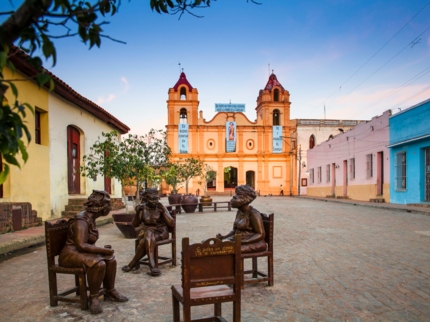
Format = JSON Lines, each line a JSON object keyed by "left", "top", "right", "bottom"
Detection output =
{"left": 389, "top": 99, "right": 430, "bottom": 204}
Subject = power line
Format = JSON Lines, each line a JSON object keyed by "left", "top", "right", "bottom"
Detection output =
{"left": 324, "top": 23, "right": 430, "bottom": 118}
{"left": 306, "top": 1, "right": 430, "bottom": 118}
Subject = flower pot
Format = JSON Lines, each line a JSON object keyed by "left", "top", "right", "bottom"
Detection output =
{"left": 199, "top": 195, "right": 213, "bottom": 206}
{"left": 168, "top": 193, "right": 182, "bottom": 205}
{"left": 181, "top": 194, "right": 198, "bottom": 213}
{"left": 112, "top": 213, "right": 138, "bottom": 239}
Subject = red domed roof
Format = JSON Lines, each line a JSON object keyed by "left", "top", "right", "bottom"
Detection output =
{"left": 173, "top": 72, "right": 194, "bottom": 91}
{"left": 264, "top": 73, "right": 284, "bottom": 91}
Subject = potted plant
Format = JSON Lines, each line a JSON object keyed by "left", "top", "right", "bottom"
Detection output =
{"left": 198, "top": 164, "right": 217, "bottom": 206}
{"left": 177, "top": 158, "right": 204, "bottom": 213}
{"left": 162, "top": 163, "right": 184, "bottom": 205}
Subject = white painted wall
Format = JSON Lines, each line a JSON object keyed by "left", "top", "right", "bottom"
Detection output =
{"left": 49, "top": 93, "right": 123, "bottom": 218}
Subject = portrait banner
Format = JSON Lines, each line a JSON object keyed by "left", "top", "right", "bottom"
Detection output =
{"left": 226, "top": 121, "right": 236, "bottom": 153}
{"left": 178, "top": 124, "right": 189, "bottom": 154}
{"left": 273, "top": 126, "right": 283, "bottom": 153}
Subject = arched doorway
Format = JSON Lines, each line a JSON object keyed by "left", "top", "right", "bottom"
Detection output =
{"left": 67, "top": 126, "right": 81, "bottom": 194}
{"left": 223, "top": 166, "right": 237, "bottom": 189}
{"left": 246, "top": 171, "right": 255, "bottom": 189}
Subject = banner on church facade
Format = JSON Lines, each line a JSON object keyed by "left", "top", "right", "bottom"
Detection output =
{"left": 226, "top": 121, "right": 236, "bottom": 152}
{"left": 215, "top": 103, "right": 246, "bottom": 112}
{"left": 178, "top": 124, "right": 189, "bottom": 154}
{"left": 273, "top": 126, "right": 283, "bottom": 153}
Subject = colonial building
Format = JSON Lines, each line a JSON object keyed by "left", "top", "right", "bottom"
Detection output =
{"left": 307, "top": 110, "right": 391, "bottom": 202}
{"left": 389, "top": 98, "right": 430, "bottom": 204}
{"left": 165, "top": 72, "right": 368, "bottom": 196}
{"left": 1, "top": 49, "right": 129, "bottom": 223}
{"left": 166, "top": 72, "right": 296, "bottom": 196}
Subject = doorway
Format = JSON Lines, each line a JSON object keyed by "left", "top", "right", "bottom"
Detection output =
{"left": 377, "top": 152, "right": 384, "bottom": 196}
{"left": 343, "top": 160, "right": 348, "bottom": 197}
{"left": 224, "top": 167, "right": 237, "bottom": 189}
{"left": 331, "top": 163, "right": 336, "bottom": 196}
{"left": 425, "top": 148, "right": 430, "bottom": 201}
{"left": 67, "top": 126, "right": 80, "bottom": 194}
{"left": 246, "top": 171, "right": 255, "bottom": 189}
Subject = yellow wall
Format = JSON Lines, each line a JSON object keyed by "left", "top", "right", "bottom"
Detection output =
{"left": 308, "top": 183, "right": 390, "bottom": 201}
{"left": 2, "top": 67, "right": 51, "bottom": 218}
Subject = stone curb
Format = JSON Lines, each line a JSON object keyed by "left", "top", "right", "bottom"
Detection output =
{"left": 0, "top": 214, "right": 114, "bottom": 256}
{"left": 298, "top": 196, "right": 430, "bottom": 216}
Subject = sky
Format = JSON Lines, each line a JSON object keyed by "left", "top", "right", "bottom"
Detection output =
{"left": 2, "top": 0, "right": 430, "bottom": 135}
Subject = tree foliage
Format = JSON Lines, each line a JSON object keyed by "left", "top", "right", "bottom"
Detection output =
{"left": 176, "top": 157, "right": 203, "bottom": 195}
{"left": 197, "top": 163, "right": 216, "bottom": 196}
{"left": 0, "top": 0, "right": 261, "bottom": 183}
{"left": 79, "top": 129, "right": 171, "bottom": 200}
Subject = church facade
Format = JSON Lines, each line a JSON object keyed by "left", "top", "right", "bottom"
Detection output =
{"left": 166, "top": 72, "right": 296, "bottom": 196}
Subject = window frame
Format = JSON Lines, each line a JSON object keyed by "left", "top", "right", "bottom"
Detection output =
{"left": 309, "top": 168, "right": 314, "bottom": 184}
{"left": 35, "top": 110, "right": 41, "bottom": 144}
{"left": 326, "top": 164, "right": 330, "bottom": 182}
{"left": 395, "top": 151, "right": 406, "bottom": 190}
{"left": 349, "top": 158, "right": 355, "bottom": 180}
{"left": 366, "top": 154, "right": 373, "bottom": 178}
{"left": 317, "top": 166, "right": 322, "bottom": 183}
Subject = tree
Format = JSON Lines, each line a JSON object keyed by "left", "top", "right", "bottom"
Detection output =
{"left": 198, "top": 164, "right": 216, "bottom": 197}
{"left": 80, "top": 129, "right": 171, "bottom": 208}
{"left": 177, "top": 157, "right": 203, "bottom": 195}
{"left": 0, "top": 0, "right": 261, "bottom": 183}
{"left": 162, "top": 162, "right": 184, "bottom": 194}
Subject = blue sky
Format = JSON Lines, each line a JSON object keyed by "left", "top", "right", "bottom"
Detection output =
{"left": 3, "top": 0, "right": 430, "bottom": 135}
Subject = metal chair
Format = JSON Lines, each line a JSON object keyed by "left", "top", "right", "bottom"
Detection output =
{"left": 171, "top": 235, "right": 242, "bottom": 322}
{"left": 242, "top": 213, "right": 274, "bottom": 287}
{"left": 45, "top": 219, "right": 88, "bottom": 310}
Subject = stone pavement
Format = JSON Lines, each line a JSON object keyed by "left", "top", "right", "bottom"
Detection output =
{"left": 1, "top": 196, "right": 430, "bottom": 321}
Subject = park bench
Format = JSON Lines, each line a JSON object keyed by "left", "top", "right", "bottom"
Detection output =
{"left": 168, "top": 201, "right": 231, "bottom": 214}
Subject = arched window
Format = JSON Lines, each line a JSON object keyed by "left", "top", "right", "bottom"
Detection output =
{"left": 180, "top": 87, "right": 187, "bottom": 100}
{"left": 179, "top": 108, "right": 188, "bottom": 124}
{"left": 309, "top": 135, "right": 315, "bottom": 149}
{"left": 273, "top": 109, "right": 280, "bottom": 126}
{"left": 274, "top": 89, "right": 279, "bottom": 102}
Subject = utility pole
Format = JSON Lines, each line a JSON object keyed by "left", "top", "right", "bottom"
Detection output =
{"left": 282, "top": 134, "right": 296, "bottom": 196}
{"left": 298, "top": 145, "right": 302, "bottom": 196}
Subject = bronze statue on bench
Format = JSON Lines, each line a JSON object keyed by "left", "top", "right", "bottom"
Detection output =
{"left": 216, "top": 184, "right": 266, "bottom": 254}
{"left": 122, "top": 188, "right": 175, "bottom": 276}
{"left": 59, "top": 190, "right": 128, "bottom": 314}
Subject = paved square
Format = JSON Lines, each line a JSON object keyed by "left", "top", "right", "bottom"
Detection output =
{"left": 1, "top": 196, "right": 429, "bottom": 321}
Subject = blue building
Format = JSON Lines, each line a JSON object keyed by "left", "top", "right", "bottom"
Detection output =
{"left": 389, "top": 98, "right": 430, "bottom": 204}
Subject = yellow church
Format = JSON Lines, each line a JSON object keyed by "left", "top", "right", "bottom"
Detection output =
{"left": 166, "top": 72, "right": 297, "bottom": 196}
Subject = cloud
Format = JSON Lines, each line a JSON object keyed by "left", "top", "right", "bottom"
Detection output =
{"left": 107, "top": 94, "right": 116, "bottom": 102}
{"left": 121, "top": 77, "right": 129, "bottom": 93}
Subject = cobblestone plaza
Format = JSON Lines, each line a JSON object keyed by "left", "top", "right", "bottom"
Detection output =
{"left": 1, "top": 196, "right": 429, "bottom": 321}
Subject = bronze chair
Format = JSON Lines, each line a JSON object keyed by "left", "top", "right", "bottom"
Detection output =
{"left": 135, "top": 209, "right": 177, "bottom": 268}
{"left": 171, "top": 236, "right": 242, "bottom": 322}
{"left": 242, "top": 213, "right": 274, "bottom": 287}
{"left": 45, "top": 219, "right": 88, "bottom": 310}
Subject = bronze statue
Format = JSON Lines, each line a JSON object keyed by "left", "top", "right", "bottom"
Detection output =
{"left": 59, "top": 190, "right": 128, "bottom": 314}
{"left": 122, "top": 188, "right": 175, "bottom": 276}
{"left": 216, "top": 185, "right": 266, "bottom": 253}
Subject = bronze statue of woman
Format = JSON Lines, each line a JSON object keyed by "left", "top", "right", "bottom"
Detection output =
{"left": 216, "top": 184, "right": 266, "bottom": 253}
{"left": 122, "top": 188, "right": 175, "bottom": 276}
{"left": 59, "top": 190, "right": 128, "bottom": 314}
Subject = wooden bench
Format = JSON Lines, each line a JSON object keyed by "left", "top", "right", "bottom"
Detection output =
{"left": 168, "top": 201, "right": 231, "bottom": 214}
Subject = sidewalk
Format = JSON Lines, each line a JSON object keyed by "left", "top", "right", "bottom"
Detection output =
{"left": 298, "top": 195, "right": 430, "bottom": 215}
{"left": 1, "top": 196, "right": 429, "bottom": 257}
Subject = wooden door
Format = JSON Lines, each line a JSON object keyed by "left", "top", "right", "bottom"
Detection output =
{"left": 67, "top": 126, "right": 80, "bottom": 194}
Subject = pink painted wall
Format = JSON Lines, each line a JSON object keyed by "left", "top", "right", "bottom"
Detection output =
{"left": 307, "top": 110, "right": 391, "bottom": 201}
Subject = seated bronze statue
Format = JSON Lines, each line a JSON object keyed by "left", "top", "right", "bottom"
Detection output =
{"left": 59, "top": 190, "right": 128, "bottom": 314}
{"left": 216, "top": 185, "right": 266, "bottom": 253}
{"left": 122, "top": 188, "right": 175, "bottom": 276}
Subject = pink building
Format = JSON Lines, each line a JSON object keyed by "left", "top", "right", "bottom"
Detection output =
{"left": 307, "top": 110, "right": 391, "bottom": 202}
